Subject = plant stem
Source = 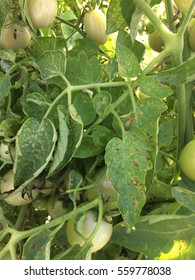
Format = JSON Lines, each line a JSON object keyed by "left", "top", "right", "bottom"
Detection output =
{"left": 14, "top": 205, "right": 28, "bottom": 230}
{"left": 165, "top": 0, "right": 176, "bottom": 32}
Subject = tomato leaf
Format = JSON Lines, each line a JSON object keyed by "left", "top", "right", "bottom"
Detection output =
{"left": 105, "top": 126, "right": 152, "bottom": 228}
{"left": 36, "top": 50, "right": 66, "bottom": 80}
{"left": 93, "top": 91, "right": 112, "bottom": 117}
{"left": 154, "top": 57, "right": 195, "bottom": 85}
{"left": 23, "top": 229, "right": 54, "bottom": 260}
{"left": 116, "top": 43, "right": 140, "bottom": 78}
{"left": 74, "top": 135, "right": 104, "bottom": 158}
{"left": 73, "top": 91, "right": 96, "bottom": 126}
{"left": 23, "top": 92, "right": 50, "bottom": 121}
{"left": 139, "top": 76, "right": 173, "bottom": 99}
{"left": 0, "top": 72, "right": 11, "bottom": 101}
{"left": 62, "top": 105, "right": 83, "bottom": 164}
{"left": 48, "top": 106, "right": 69, "bottom": 177}
{"left": 106, "top": 0, "right": 127, "bottom": 34}
{"left": 65, "top": 51, "right": 101, "bottom": 85}
{"left": 14, "top": 118, "right": 57, "bottom": 187}
{"left": 111, "top": 215, "right": 195, "bottom": 260}
{"left": 172, "top": 176, "right": 195, "bottom": 213}
{"left": 0, "top": 0, "right": 12, "bottom": 31}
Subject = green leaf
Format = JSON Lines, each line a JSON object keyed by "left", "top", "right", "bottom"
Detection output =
{"left": 73, "top": 91, "right": 96, "bottom": 125}
{"left": 91, "top": 125, "right": 115, "bottom": 147}
{"left": 14, "top": 118, "right": 57, "bottom": 187}
{"left": 48, "top": 106, "right": 69, "bottom": 177}
{"left": 23, "top": 93, "right": 50, "bottom": 121}
{"left": 158, "top": 120, "right": 174, "bottom": 148}
{"left": 139, "top": 76, "right": 173, "bottom": 99}
{"left": 105, "top": 126, "right": 152, "bottom": 228}
{"left": 36, "top": 50, "right": 66, "bottom": 80}
{"left": 136, "top": 98, "right": 168, "bottom": 185}
{"left": 172, "top": 177, "right": 195, "bottom": 212}
{"left": 74, "top": 135, "right": 104, "bottom": 158}
{"left": 62, "top": 105, "right": 83, "bottom": 164}
{"left": 23, "top": 229, "right": 54, "bottom": 260}
{"left": 0, "top": 118, "right": 20, "bottom": 139}
{"left": 65, "top": 51, "right": 101, "bottom": 85}
{"left": 0, "top": 72, "right": 11, "bottom": 101}
{"left": 0, "top": 49, "right": 16, "bottom": 62}
{"left": 154, "top": 57, "right": 195, "bottom": 85}
{"left": 116, "top": 43, "right": 140, "bottom": 78}
{"left": 65, "top": 0, "right": 81, "bottom": 18}
{"left": 111, "top": 215, "right": 195, "bottom": 260}
{"left": 121, "top": 0, "right": 136, "bottom": 26}
{"left": 0, "top": 0, "right": 11, "bottom": 30}
{"left": 106, "top": 0, "right": 127, "bottom": 34}
{"left": 93, "top": 91, "right": 112, "bottom": 117}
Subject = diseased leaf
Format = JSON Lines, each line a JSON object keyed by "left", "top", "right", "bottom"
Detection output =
{"left": 65, "top": 51, "right": 101, "bottom": 85}
{"left": 0, "top": 73, "right": 11, "bottom": 101}
{"left": 111, "top": 215, "right": 195, "bottom": 260}
{"left": 139, "top": 76, "right": 173, "bottom": 99}
{"left": 93, "top": 91, "right": 112, "bottom": 117}
{"left": 36, "top": 50, "right": 66, "bottom": 80}
{"left": 14, "top": 118, "right": 57, "bottom": 187}
{"left": 116, "top": 43, "right": 140, "bottom": 78}
{"left": 23, "top": 229, "right": 54, "bottom": 260}
{"left": 73, "top": 91, "right": 96, "bottom": 126}
{"left": 48, "top": 106, "right": 69, "bottom": 177}
{"left": 105, "top": 126, "right": 152, "bottom": 228}
{"left": 23, "top": 93, "right": 50, "bottom": 121}
{"left": 106, "top": 0, "right": 127, "bottom": 34}
{"left": 154, "top": 57, "right": 195, "bottom": 85}
{"left": 0, "top": 0, "right": 12, "bottom": 31}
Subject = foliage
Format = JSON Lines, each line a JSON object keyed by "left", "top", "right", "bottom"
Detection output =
{"left": 0, "top": 0, "right": 195, "bottom": 260}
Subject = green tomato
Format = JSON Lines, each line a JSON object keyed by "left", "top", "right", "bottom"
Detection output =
{"left": 83, "top": 9, "right": 108, "bottom": 44}
{"left": 148, "top": 30, "right": 164, "bottom": 52}
{"left": 0, "top": 23, "right": 31, "bottom": 51}
{"left": 33, "top": 195, "right": 47, "bottom": 211}
{"left": 174, "top": 0, "right": 193, "bottom": 13}
{"left": 179, "top": 140, "right": 195, "bottom": 181}
{"left": 0, "top": 142, "right": 15, "bottom": 161}
{"left": 189, "top": 23, "right": 195, "bottom": 51}
{"left": 47, "top": 193, "right": 67, "bottom": 219}
{"left": 26, "top": 0, "right": 57, "bottom": 28}
{"left": 0, "top": 169, "right": 39, "bottom": 206}
{"left": 66, "top": 210, "right": 113, "bottom": 253}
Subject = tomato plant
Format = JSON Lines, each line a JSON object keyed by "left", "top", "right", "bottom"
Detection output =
{"left": 0, "top": 0, "right": 195, "bottom": 261}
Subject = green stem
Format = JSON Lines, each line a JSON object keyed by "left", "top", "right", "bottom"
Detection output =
{"left": 56, "top": 16, "right": 86, "bottom": 37}
{"left": 111, "top": 110, "right": 126, "bottom": 139}
{"left": 14, "top": 205, "right": 28, "bottom": 230}
{"left": 177, "top": 0, "right": 195, "bottom": 37}
{"left": 0, "top": 198, "right": 101, "bottom": 259}
{"left": 141, "top": 49, "right": 170, "bottom": 76}
{"left": 132, "top": 0, "right": 172, "bottom": 40}
{"left": 165, "top": 0, "right": 176, "bottom": 32}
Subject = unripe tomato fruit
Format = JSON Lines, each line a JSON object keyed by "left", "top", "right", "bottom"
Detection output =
{"left": 0, "top": 169, "right": 39, "bottom": 206}
{"left": 148, "top": 30, "right": 164, "bottom": 52}
{"left": 83, "top": 9, "right": 108, "bottom": 44}
{"left": 174, "top": 0, "right": 193, "bottom": 13}
{"left": 47, "top": 194, "right": 67, "bottom": 219}
{"left": 0, "top": 142, "right": 15, "bottom": 161}
{"left": 26, "top": 0, "right": 57, "bottom": 28}
{"left": 66, "top": 210, "right": 112, "bottom": 253}
{"left": 179, "top": 140, "right": 195, "bottom": 181}
{"left": 0, "top": 23, "right": 31, "bottom": 51}
{"left": 189, "top": 21, "right": 195, "bottom": 51}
